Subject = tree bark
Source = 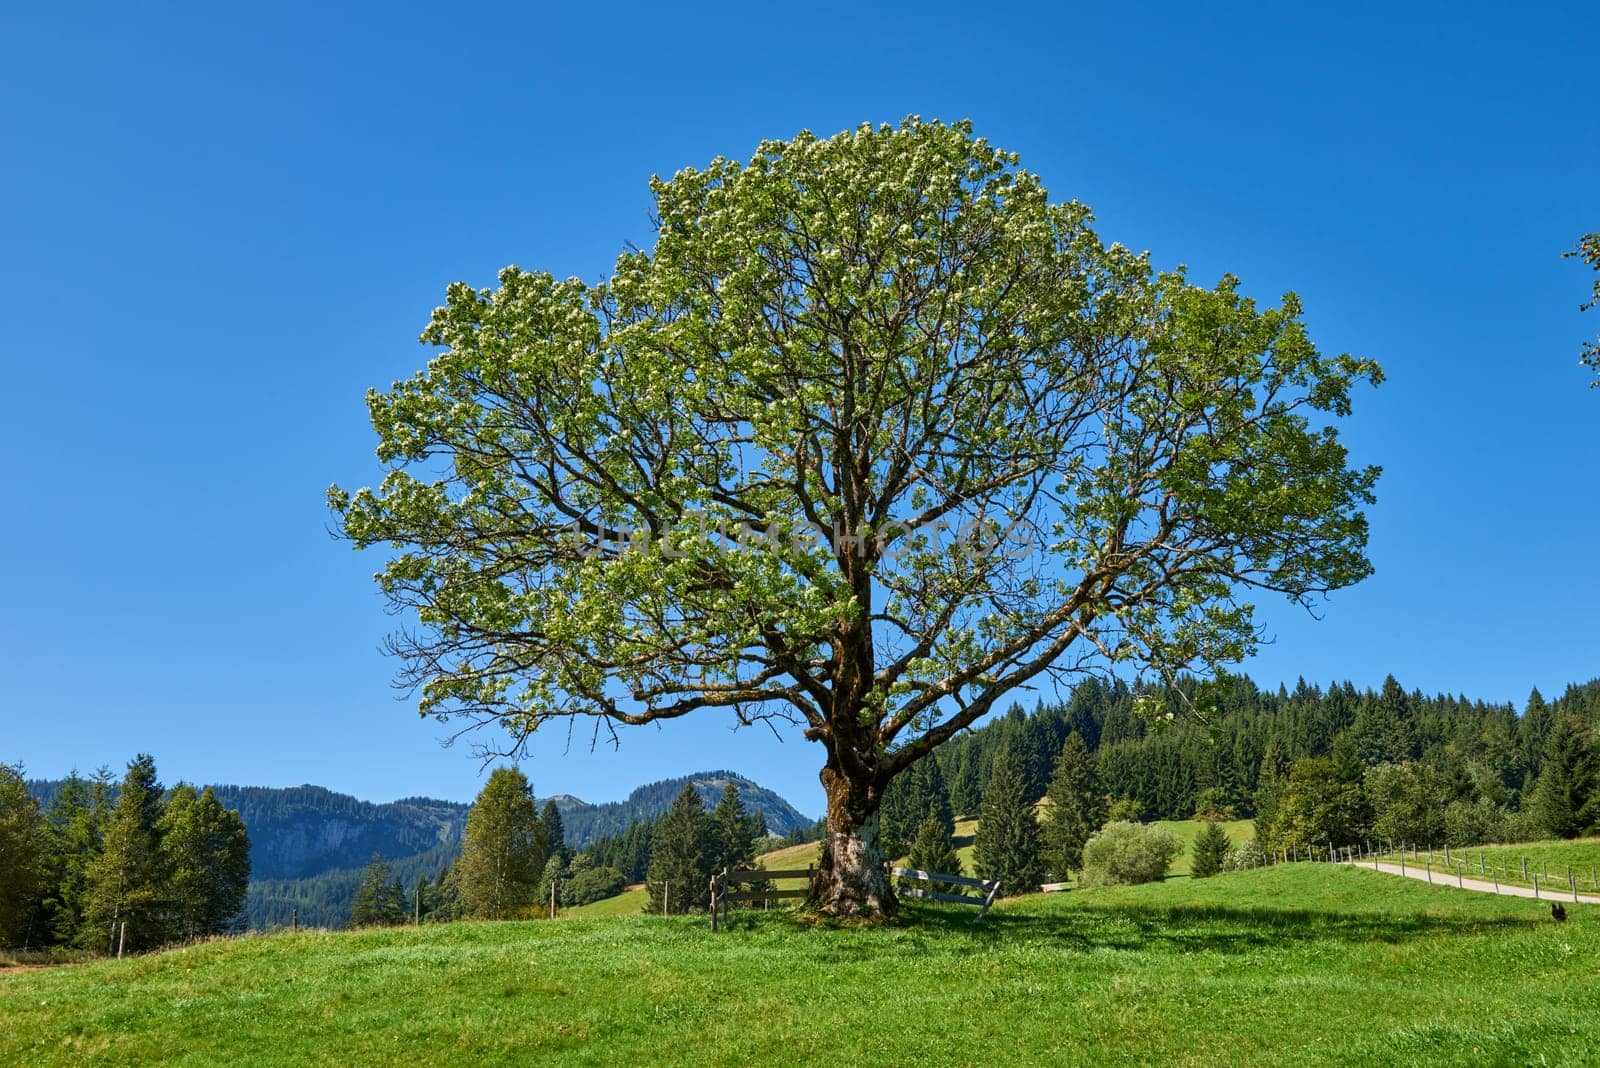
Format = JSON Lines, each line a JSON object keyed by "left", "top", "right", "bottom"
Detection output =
{"left": 813, "top": 756, "right": 896, "bottom": 917}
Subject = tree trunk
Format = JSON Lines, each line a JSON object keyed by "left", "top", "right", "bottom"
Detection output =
{"left": 813, "top": 760, "right": 896, "bottom": 917}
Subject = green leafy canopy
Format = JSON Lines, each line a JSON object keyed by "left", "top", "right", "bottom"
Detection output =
{"left": 331, "top": 118, "right": 1381, "bottom": 772}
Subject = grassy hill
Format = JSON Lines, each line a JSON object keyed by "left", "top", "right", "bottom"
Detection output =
{"left": 6, "top": 862, "right": 1597, "bottom": 1065}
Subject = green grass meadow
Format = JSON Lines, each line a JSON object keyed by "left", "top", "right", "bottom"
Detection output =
{"left": 5, "top": 861, "right": 1597, "bottom": 1066}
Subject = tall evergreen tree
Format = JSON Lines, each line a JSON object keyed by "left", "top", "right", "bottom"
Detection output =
{"left": 1190, "top": 821, "right": 1230, "bottom": 878}
{"left": 0, "top": 764, "right": 44, "bottom": 948}
{"left": 457, "top": 767, "right": 546, "bottom": 920}
{"left": 1041, "top": 732, "right": 1105, "bottom": 878}
{"left": 1528, "top": 715, "right": 1599, "bottom": 839}
{"left": 708, "top": 782, "right": 755, "bottom": 875}
{"left": 82, "top": 755, "right": 169, "bottom": 952}
{"left": 540, "top": 799, "right": 570, "bottom": 866}
{"left": 973, "top": 745, "right": 1045, "bottom": 894}
{"left": 1349, "top": 675, "right": 1419, "bottom": 765}
{"left": 949, "top": 749, "right": 982, "bottom": 817}
{"left": 158, "top": 784, "right": 251, "bottom": 941}
{"left": 39, "top": 769, "right": 109, "bottom": 945}
{"left": 644, "top": 785, "right": 711, "bottom": 914}
{"left": 350, "top": 854, "right": 407, "bottom": 927}
{"left": 879, "top": 754, "right": 954, "bottom": 859}
{"left": 904, "top": 816, "right": 962, "bottom": 889}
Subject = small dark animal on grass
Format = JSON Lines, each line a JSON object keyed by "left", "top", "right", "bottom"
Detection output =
{"left": 1552, "top": 903, "right": 1567, "bottom": 923}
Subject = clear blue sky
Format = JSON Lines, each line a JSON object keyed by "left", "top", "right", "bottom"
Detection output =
{"left": 2, "top": 2, "right": 1595, "bottom": 816}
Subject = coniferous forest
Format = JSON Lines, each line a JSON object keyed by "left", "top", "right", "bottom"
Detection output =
{"left": 0, "top": 756, "right": 250, "bottom": 954}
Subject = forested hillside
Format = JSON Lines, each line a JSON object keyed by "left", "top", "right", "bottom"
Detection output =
{"left": 920, "top": 673, "right": 1600, "bottom": 848}
{"left": 554, "top": 771, "right": 812, "bottom": 845}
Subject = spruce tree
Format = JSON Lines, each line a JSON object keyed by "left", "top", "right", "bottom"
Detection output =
{"left": 158, "top": 784, "right": 250, "bottom": 940}
{"left": 82, "top": 755, "right": 169, "bottom": 951}
{"left": 0, "top": 764, "right": 44, "bottom": 948}
{"left": 905, "top": 816, "right": 962, "bottom": 886}
{"left": 973, "top": 745, "right": 1045, "bottom": 895}
{"left": 879, "top": 755, "right": 954, "bottom": 859}
{"left": 1529, "top": 715, "right": 1599, "bottom": 839}
{"left": 708, "top": 781, "right": 755, "bottom": 876}
{"left": 1041, "top": 732, "right": 1105, "bottom": 879}
{"left": 457, "top": 767, "right": 546, "bottom": 920}
{"left": 644, "top": 785, "right": 711, "bottom": 913}
{"left": 949, "top": 749, "right": 982, "bottom": 818}
{"left": 1190, "top": 820, "right": 1230, "bottom": 878}
{"left": 350, "top": 855, "right": 405, "bottom": 927}
{"left": 540, "top": 799, "right": 570, "bottom": 866}
{"left": 39, "top": 770, "right": 107, "bottom": 946}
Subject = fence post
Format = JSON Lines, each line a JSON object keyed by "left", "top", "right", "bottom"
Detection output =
{"left": 709, "top": 873, "right": 719, "bottom": 933}
{"left": 292, "top": 908, "right": 298, "bottom": 933}
{"left": 117, "top": 921, "right": 126, "bottom": 959}
{"left": 1493, "top": 871, "right": 1499, "bottom": 894}
{"left": 551, "top": 879, "right": 558, "bottom": 920}
{"left": 1399, "top": 851, "right": 1405, "bottom": 876}
{"left": 663, "top": 880, "right": 669, "bottom": 916}
{"left": 1533, "top": 874, "right": 1540, "bottom": 899}
{"left": 1522, "top": 857, "right": 1528, "bottom": 881}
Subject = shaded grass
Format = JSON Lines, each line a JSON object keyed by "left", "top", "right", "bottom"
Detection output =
{"left": 3, "top": 864, "right": 1595, "bottom": 1066}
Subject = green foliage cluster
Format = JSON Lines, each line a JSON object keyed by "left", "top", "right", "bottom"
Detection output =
{"left": 1079, "top": 821, "right": 1181, "bottom": 887}
{"left": 1190, "top": 821, "right": 1232, "bottom": 879}
{"left": 934, "top": 674, "right": 1600, "bottom": 865}
{"left": 0, "top": 757, "right": 249, "bottom": 953}
{"left": 972, "top": 745, "right": 1044, "bottom": 894}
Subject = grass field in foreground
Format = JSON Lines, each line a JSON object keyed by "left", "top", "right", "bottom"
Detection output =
{"left": 4, "top": 863, "right": 1596, "bottom": 1066}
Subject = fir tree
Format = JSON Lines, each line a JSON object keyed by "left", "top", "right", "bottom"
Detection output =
{"left": 39, "top": 768, "right": 108, "bottom": 946}
{"left": 0, "top": 764, "right": 44, "bottom": 948}
{"left": 644, "top": 785, "right": 711, "bottom": 913}
{"left": 973, "top": 745, "right": 1045, "bottom": 895}
{"left": 1190, "top": 820, "right": 1230, "bottom": 878}
{"left": 457, "top": 767, "right": 546, "bottom": 920}
{"left": 1529, "top": 715, "right": 1599, "bottom": 839}
{"left": 879, "top": 755, "right": 954, "bottom": 859}
{"left": 905, "top": 816, "right": 962, "bottom": 888}
{"left": 349, "top": 855, "right": 406, "bottom": 927}
{"left": 540, "top": 799, "right": 570, "bottom": 866}
{"left": 708, "top": 781, "right": 755, "bottom": 875}
{"left": 1041, "top": 732, "right": 1105, "bottom": 879}
{"left": 158, "top": 784, "right": 250, "bottom": 940}
{"left": 1350, "top": 675, "right": 1419, "bottom": 765}
{"left": 82, "top": 755, "right": 169, "bottom": 951}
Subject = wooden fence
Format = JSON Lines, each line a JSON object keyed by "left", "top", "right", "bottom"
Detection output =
{"left": 709, "top": 864, "right": 1002, "bottom": 928}
{"left": 890, "top": 867, "right": 1002, "bottom": 922}
{"left": 711, "top": 866, "right": 814, "bottom": 930}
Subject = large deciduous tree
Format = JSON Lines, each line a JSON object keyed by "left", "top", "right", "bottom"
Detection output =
{"left": 332, "top": 119, "right": 1381, "bottom": 916}
{"left": 457, "top": 766, "right": 546, "bottom": 919}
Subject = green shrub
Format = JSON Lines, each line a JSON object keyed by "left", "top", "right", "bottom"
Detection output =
{"left": 1079, "top": 821, "right": 1179, "bottom": 887}
{"left": 562, "top": 865, "right": 626, "bottom": 907}
{"left": 1222, "top": 838, "right": 1268, "bottom": 872}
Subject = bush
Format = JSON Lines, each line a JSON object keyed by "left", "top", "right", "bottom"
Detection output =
{"left": 1222, "top": 838, "right": 1268, "bottom": 872}
{"left": 1190, "top": 821, "right": 1231, "bottom": 878}
{"left": 1079, "top": 821, "right": 1179, "bottom": 887}
{"left": 1106, "top": 798, "right": 1143, "bottom": 823}
{"left": 562, "top": 865, "right": 626, "bottom": 907}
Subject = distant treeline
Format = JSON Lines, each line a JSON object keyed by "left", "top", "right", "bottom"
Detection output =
{"left": 0, "top": 756, "right": 250, "bottom": 953}
{"left": 909, "top": 673, "right": 1600, "bottom": 852}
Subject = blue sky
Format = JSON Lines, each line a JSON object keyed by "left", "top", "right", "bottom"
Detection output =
{"left": 2, "top": 3, "right": 1595, "bottom": 816}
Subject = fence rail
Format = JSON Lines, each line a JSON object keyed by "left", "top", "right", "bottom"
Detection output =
{"left": 890, "top": 867, "right": 1002, "bottom": 922}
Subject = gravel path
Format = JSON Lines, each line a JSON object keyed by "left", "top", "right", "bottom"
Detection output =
{"left": 1346, "top": 859, "right": 1600, "bottom": 904}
